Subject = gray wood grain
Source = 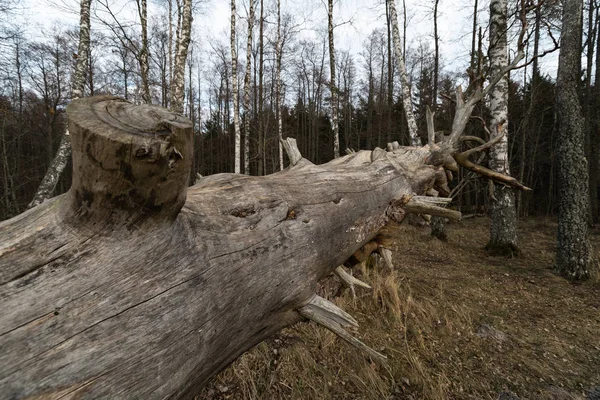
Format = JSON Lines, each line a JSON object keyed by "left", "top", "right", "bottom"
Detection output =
{"left": 0, "top": 96, "right": 451, "bottom": 399}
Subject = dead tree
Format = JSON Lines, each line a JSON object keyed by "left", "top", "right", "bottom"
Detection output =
{"left": 0, "top": 90, "right": 528, "bottom": 398}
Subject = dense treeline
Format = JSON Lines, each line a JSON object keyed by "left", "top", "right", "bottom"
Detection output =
{"left": 0, "top": 0, "right": 598, "bottom": 223}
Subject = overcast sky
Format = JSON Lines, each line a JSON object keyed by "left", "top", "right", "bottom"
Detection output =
{"left": 18, "top": 0, "right": 558, "bottom": 81}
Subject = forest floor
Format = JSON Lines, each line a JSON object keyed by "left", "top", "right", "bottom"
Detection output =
{"left": 197, "top": 217, "right": 600, "bottom": 400}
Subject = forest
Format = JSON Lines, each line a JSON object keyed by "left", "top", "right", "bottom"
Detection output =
{"left": 0, "top": 0, "right": 599, "bottom": 398}
{"left": 1, "top": 0, "right": 596, "bottom": 221}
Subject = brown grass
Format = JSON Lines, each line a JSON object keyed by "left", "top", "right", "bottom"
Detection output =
{"left": 197, "top": 217, "right": 600, "bottom": 400}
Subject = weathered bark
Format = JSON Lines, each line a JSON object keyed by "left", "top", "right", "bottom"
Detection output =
{"left": 0, "top": 96, "right": 469, "bottom": 398}
{"left": 486, "top": 0, "right": 518, "bottom": 255}
{"left": 585, "top": 0, "right": 597, "bottom": 222}
{"left": 556, "top": 0, "right": 593, "bottom": 280}
{"left": 593, "top": 2, "right": 600, "bottom": 221}
{"left": 28, "top": 0, "right": 91, "bottom": 209}
{"left": 387, "top": 0, "right": 420, "bottom": 147}
{"left": 328, "top": 0, "right": 340, "bottom": 158}
{"left": 231, "top": 0, "right": 241, "bottom": 174}
{"left": 244, "top": 0, "right": 255, "bottom": 175}
{"left": 171, "top": 0, "right": 192, "bottom": 114}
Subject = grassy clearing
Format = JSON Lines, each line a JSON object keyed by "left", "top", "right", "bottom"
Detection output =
{"left": 197, "top": 217, "right": 600, "bottom": 400}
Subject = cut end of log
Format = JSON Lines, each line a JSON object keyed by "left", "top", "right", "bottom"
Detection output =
{"left": 65, "top": 96, "right": 193, "bottom": 224}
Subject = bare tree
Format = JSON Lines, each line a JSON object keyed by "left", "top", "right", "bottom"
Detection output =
{"left": 95, "top": 0, "right": 151, "bottom": 104}
{"left": 170, "top": 0, "right": 192, "bottom": 113}
{"left": 258, "top": 0, "right": 265, "bottom": 175}
{"left": 387, "top": 0, "right": 420, "bottom": 146}
{"left": 231, "top": 0, "right": 241, "bottom": 173}
{"left": 243, "top": 0, "right": 255, "bottom": 174}
{"left": 28, "top": 0, "right": 91, "bottom": 209}
{"left": 168, "top": 0, "right": 173, "bottom": 106}
{"left": 136, "top": 0, "right": 151, "bottom": 103}
{"left": 276, "top": 0, "right": 284, "bottom": 168}
{"left": 328, "top": 0, "right": 340, "bottom": 158}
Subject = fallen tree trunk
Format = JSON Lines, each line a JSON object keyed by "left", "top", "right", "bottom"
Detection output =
{"left": 0, "top": 96, "right": 516, "bottom": 399}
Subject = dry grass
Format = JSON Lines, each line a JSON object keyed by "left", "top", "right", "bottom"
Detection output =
{"left": 197, "top": 217, "right": 600, "bottom": 400}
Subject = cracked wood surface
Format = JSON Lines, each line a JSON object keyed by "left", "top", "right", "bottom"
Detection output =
{"left": 1, "top": 96, "right": 449, "bottom": 399}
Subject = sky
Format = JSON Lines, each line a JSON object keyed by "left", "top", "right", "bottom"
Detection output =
{"left": 17, "top": 0, "right": 559, "bottom": 85}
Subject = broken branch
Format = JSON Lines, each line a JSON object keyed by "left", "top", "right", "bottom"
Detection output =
{"left": 334, "top": 266, "right": 371, "bottom": 299}
{"left": 297, "top": 295, "right": 387, "bottom": 363}
{"left": 404, "top": 196, "right": 462, "bottom": 221}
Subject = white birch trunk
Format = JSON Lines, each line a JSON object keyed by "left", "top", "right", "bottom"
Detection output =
{"left": 171, "top": 0, "right": 192, "bottom": 114}
{"left": 387, "top": 0, "right": 420, "bottom": 147}
{"left": 328, "top": 0, "right": 340, "bottom": 158}
{"left": 243, "top": 0, "right": 255, "bottom": 175}
{"left": 137, "top": 0, "right": 151, "bottom": 104}
{"left": 28, "top": 0, "right": 91, "bottom": 209}
{"left": 168, "top": 0, "right": 173, "bottom": 106}
{"left": 486, "top": 0, "right": 518, "bottom": 253}
{"left": 276, "top": 0, "right": 283, "bottom": 169}
{"left": 231, "top": 0, "right": 241, "bottom": 174}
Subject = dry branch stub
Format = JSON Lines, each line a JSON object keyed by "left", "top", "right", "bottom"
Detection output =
{"left": 334, "top": 266, "right": 371, "bottom": 298}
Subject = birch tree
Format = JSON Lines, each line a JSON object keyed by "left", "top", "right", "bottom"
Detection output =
{"left": 95, "top": 0, "right": 151, "bottom": 104}
{"left": 170, "top": 0, "right": 192, "bottom": 114}
{"left": 258, "top": 0, "right": 265, "bottom": 175}
{"left": 556, "top": 0, "right": 593, "bottom": 279}
{"left": 231, "top": 0, "right": 241, "bottom": 173}
{"left": 28, "top": 0, "right": 91, "bottom": 208}
{"left": 168, "top": 0, "right": 173, "bottom": 106}
{"left": 328, "top": 0, "right": 340, "bottom": 158}
{"left": 485, "top": 0, "right": 518, "bottom": 254}
{"left": 387, "top": 0, "right": 420, "bottom": 147}
{"left": 243, "top": 0, "right": 255, "bottom": 174}
{"left": 136, "top": 0, "right": 151, "bottom": 103}
{"left": 276, "top": 0, "right": 284, "bottom": 168}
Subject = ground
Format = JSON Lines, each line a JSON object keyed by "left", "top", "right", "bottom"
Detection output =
{"left": 197, "top": 217, "right": 600, "bottom": 400}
